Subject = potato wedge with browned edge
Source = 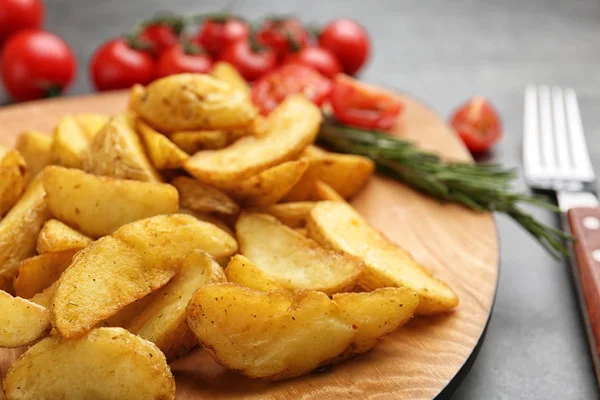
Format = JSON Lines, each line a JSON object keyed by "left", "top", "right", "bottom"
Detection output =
{"left": 172, "top": 176, "right": 239, "bottom": 215}
{"left": 15, "top": 131, "right": 52, "bottom": 176}
{"left": 0, "top": 149, "right": 29, "bottom": 217}
{"left": 185, "top": 95, "right": 321, "bottom": 188}
{"left": 36, "top": 219, "right": 92, "bottom": 254}
{"left": 169, "top": 130, "right": 230, "bottom": 153}
{"left": 0, "top": 290, "right": 50, "bottom": 347}
{"left": 29, "top": 282, "right": 55, "bottom": 309}
{"left": 43, "top": 166, "right": 178, "bottom": 238}
{"left": 237, "top": 213, "right": 363, "bottom": 294}
{"left": 225, "top": 254, "right": 284, "bottom": 292}
{"left": 211, "top": 61, "right": 251, "bottom": 95}
{"left": 307, "top": 201, "right": 459, "bottom": 314}
{"left": 14, "top": 249, "right": 77, "bottom": 298}
{"left": 178, "top": 208, "right": 235, "bottom": 238}
{"left": 187, "top": 283, "right": 355, "bottom": 381}
{"left": 137, "top": 120, "right": 189, "bottom": 170}
{"left": 3, "top": 327, "right": 176, "bottom": 400}
{"left": 52, "top": 214, "right": 237, "bottom": 339}
{"left": 314, "top": 180, "right": 346, "bottom": 202}
{"left": 50, "top": 115, "right": 90, "bottom": 169}
{"left": 251, "top": 202, "right": 316, "bottom": 228}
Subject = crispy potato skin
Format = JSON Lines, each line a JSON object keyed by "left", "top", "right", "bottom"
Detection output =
{"left": 251, "top": 202, "right": 316, "bottom": 228}
{"left": 14, "top": 249, "right": 77, "bottom": 298}
{"left": 43, "top": 166, "right": 178, "bottom": 238}
{"left": 15, "top": 131, "right": 52, "bottom": 176}
{"left": 2, "top": 327, "right": 176, "bottom": 400}
{"left": 225, "top": 254, "right": 284, "bottom": 292}
{"left": 0, "top": 290, "right": 50, "bottom": 347}
{"left": 137, "top": 120, "right": 189, "bottom": 170}
{"left": 169, "top": 130, "right": 230, "bottom": 153}
{"left": 36, "top": 219, "right": 92, "bottom": 254}
{"left": 307, "top": 201, "right": 459, "bottom": 314}
{"left": 0, "top": 149, "right": 29, "bottom": 217}
{"left": 130, "top": 73, "right": 257, "bottom": 133}
{"left": 172, "top": 176, "right": 239, "bottom": 215}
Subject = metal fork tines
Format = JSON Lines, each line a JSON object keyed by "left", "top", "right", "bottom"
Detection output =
{"left": 523, "top": 85, "right": 596, "bottom": 191}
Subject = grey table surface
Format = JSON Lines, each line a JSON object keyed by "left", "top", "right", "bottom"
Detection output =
{"left": 2, "top": 0, "right": 599, "bottom": 398}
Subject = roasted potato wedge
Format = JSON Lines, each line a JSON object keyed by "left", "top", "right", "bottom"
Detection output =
{"left": 43, "top": 166, "right": 178, "bottom": 238}
{"left": 252, "top": 201, "right": 316, "bottom": 228}
{"left": 237, "top": 213, "right": 363, "bottom": 294}
{"left": 185, "top": 95, "right": 321, "bottom": 188}
{"left": 226, "top": 159, "right": 309, "bottom": 206}
{"left": 210, "top": 61, "right": 251, "bottom": 95}
{"left": 50, "top": 115, "right": 90, "bottom": 169}
{"left": 314, "top": 180, "right": 346, "bottom": 202}
{"left": 3, "top": 327, "right": 176, "bottom": 400}
{"left": 14, "top": 131, "right": 52, "bottom": 176}
{"left": 14, "top": 249, "right": 77, "bottom": 298}
{"left": 172, "top": 176, "right": 239, "bottom": 215}
{"left": 127, "top": 250, "right": 225, "bottom": 360}
{"left": 187, "top": 283, "right": 355, "bottom": 380}
{"left": 178, "top": 208, "right": 235, "bottom": 238}
{"left": 29, "top": 282, "right": 55, "bottom": 309}
{"left": 0, "top": 177, "right": 50, "bottom": 292}
{"left": 225, "top": 254, "right": 284, "bottom": 292}
{"left": 0, "top": 289, "right": 50, "bottom": 347}
{"left": 74, "top": 113, "right": 108, "bottom": 137}
{"left": 36, "top": 219, "right": 92, "bottom": 254}
{"left": 137, "top": 120, "right": 189, "bottom": 170}
{"left": 170, "top": 130, "right": 230, "bottom": 153}
{"left": 130, "top": 73, "right": 257, "bottom": 133}
{"left": 0, "top": 149, "right": 29, "bottom": 217}
{"left": 98, "top": 291, "right": 158, "bottom": 328}
{"left": 52, "top": 214, "right": 237, "bottom": 338}
{"left": 84, "top": 112, "right": 162, "bottom": 182}
{"left": 307, "top": 201, "right": 459, "bottom": 314}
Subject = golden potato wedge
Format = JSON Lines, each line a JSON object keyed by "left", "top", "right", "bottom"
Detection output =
{"left": 130, "top": 73, "right": 257, "bottom": 133}
{"left": 178, "top": 208, "right": 235, "bottom": 238}
{"left": 84, "top": 112, "right": 162, "bottom": 182}
{"left": 52, "top": 214, "right": 237, "bottom": 338}
{"left": 225, "top": 254, "right": 284, "bottom": 292}
{"left": 307, "top": 201, "right": 459, "bottom": 314}
{"left": 13, "top": 249, "right": 77, "bottom": 298}
{"left": 127, "top": 250, "right": 225, "bottom": 360}
{"left": 172, "top": 176, "right": 239, "bottom": 215}
{"left": 50, "top": 115, "right": 90, "bottom": 169}
{"left": 74, "top": 113, "right": 108, "bottom": 137}
{"left": 284, "top": 147, "right": 375, "bottom": 201}
{"left": 43, "top": 166, "right": 178, "bottom": 238}
{"left": 29, "top": 282, "right": 55, "bottom": 309}
{"left": 0, "top": 149, "right": 29, "bottom": 217}
{"left": 210, "top": 61, "right": 251, "bottom": 95}
{"left": 98, "top": 291, "right": 158, "bottom": 328}
{"left": 251, "top": 201, "right": 316, "bottom": 228}
{"left": 3, "top": 327, "right": 176, "bottom": 400}
{"left": 170, "top": 130, "right": 230, "bottom": 153}
{"left": 14, "top": 130, "right": 51, "bottom": 176}
{"left": 226, "top": 159, "right": 309, "bottom": 207}
{"left": 36, "top": 219, "right": 92, "bottom": 254}
{"left": 185, "top": 95, "right": 321, "bottom": 187}
{"left": 187, "top": 283, "right": 355, "bottom": 380}
{"left": 0, "top": 289, "right": 50, "bottom": 347}
{"left": 0, "top": 177, "right": 50, "bottom": 292}
{"left": 314, "top": 180, "right": 346, "bottom": 202}
{"left": 137, "top": 120, "right": 189, "bottom": 170}
{"left": 237, "top": 213, "right": 362, "bottom": 294}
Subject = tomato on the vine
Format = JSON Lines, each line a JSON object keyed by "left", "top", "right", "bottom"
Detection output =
{"left": 1, "top": 30, "right": 76, "bottom": 101}
{"left": 256, "top": 18, "right": 310, "bottom": 58}
{"left": 194, "top": 18, "right": 249, "bottom": 56}
{"left": 157, "top": 45, "right": 213, "bottom": 78}
{"left": 330, "top": 74, "right": 402, "bottom": 130}
{"left": 219, "top": 39, "right": 276, "bottom": 81}
{"left": 0, "top": 0, "right": 44, "bottom": 44}
{"left": 319, "top": 19, "right": 370, "bottom": 75}
{"left": 90, "top": 38, "right": 156, "bottom": 91}
{"left": 450, "top": 97, "right": 502, "bottom": 153}
{"left": 285, "top": 46, "right": 341, "bottom": 79}
{"left": 252, "top": 64, "right": 331, "bottom": 115}
{"left": 138, "top": 24, "right": 179, "bottom": 56}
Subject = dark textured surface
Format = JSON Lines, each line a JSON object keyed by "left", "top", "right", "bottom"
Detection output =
{"left": 3, "top": 0, "right": 600, "bottom": 398}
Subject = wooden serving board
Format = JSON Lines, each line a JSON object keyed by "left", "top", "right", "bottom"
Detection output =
{"left": 0, "top": 90, "right": 499, "bottom": 400}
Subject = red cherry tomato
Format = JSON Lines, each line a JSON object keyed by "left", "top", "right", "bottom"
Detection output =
{"left": 257, "top": 18, "right": 310, "bottom": 58}
{"left": 219, "top": 39, "right": 276, "bottom": 81}
{"left": 90, "top": 38, "right": 156, "bottom": 91}
{"left": 138, "top": 24, "right": 179, "bottom": 56}
{"left": 252, "top": 64, "right": 331, "bottom": 115}
{"left": 157, "top": 45, "right": 213, "bottom": 78}
{"left": 194, "top": 19, "right": 249, "bottom": 56}
{"left": 319, "top": 19, "right": 370, "bottom": 75}
{"left": 284, "top": 46, "right": 341, "bottom": 79}
{"left": 450, "top": 97, "right": 502, "bottom": 153}
{"left": 0, "top": 0, "right": 44, "bottom": 44}
{"left": 1, "top": 30, "right": 76, "bottom": 101}
{"left": 330, "top": 74, "right": 402, "bottom": 130}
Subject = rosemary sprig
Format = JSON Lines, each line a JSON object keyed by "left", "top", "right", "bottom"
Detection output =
{"left": 317, "top": 119, "right": 573, "bottom": 258}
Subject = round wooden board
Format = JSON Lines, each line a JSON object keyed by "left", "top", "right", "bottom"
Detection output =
{"left": 0, "top": 90, "right": 499, "bottom": 400}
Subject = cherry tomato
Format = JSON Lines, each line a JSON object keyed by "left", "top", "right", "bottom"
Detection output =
{"left": 194, "top": 18, "right": 249, "bottom": 56}
{"left": 284, "top": 46, "right": 341, "bottom": 79}
{"left": 450, "top": 97, "right": 502, "bottom": 153}
{"left": 1, "top": 30, "right": 76, "bottom": 101}
{"left": 157, "top": 45, "right": 213, "bottom": 78}
{"left": 0, "top": 0, "right": 44, "bottom": 44}
{"left": 90, "top": 38, "right": 156, "bottom": 91}
{"left": 319, "top": 19, "right": 370, "bottom": 75}
{"left": 138, "top": 24, "right": 179, "bottom": 56}
{"left": 257, "top": 18, "right": 309, "bottom": 58}
{"left": 219, "top": 39, "right": 276, "bottom": 81}
{"left": 252, "top": 64, "right": 331, "bottom": 115}
{"left": 330, "top": 74, "right": 402, "bottom": 130}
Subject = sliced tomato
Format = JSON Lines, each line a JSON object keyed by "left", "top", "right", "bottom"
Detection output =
{"left": 450, "top": 96, "right": 502, "bottom": 152}
{"left": 330, "top": 74, "right": 402, "bottom": 130}
{"left": 252, "top": 64, "right": 331, "bottom": 115}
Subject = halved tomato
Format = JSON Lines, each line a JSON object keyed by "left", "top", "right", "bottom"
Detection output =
{"left": 450, "top": 96, "right": 502, "bottom": 152}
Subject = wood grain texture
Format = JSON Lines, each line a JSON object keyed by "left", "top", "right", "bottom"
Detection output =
{"left": 0, "top": 90, "right": 498, "bottom": 400}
